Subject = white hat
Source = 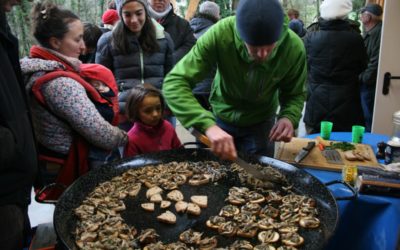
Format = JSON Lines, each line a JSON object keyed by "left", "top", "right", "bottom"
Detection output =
{"left": 320, "top": 0, "right": 352, "bottom": 20}
{"left": 199, "top": 1, "right": 220, "bottom": 20}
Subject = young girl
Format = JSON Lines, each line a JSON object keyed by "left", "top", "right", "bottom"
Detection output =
{"left": 124, "top": 85, "right": 181, "bottom": 157}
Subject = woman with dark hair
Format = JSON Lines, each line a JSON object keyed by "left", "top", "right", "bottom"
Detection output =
{"left": 96, "top": 0, "right": 174, "bottom": 129}
{"left": 124, "top": 84, "right": 181, "bottom": 157}
{"left": 20, "top": 1, "right": 127, "bottom": 201}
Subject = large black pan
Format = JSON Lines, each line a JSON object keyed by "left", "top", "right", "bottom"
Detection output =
{"left": 54, "top": 148, "right": 354, "bottom": 250}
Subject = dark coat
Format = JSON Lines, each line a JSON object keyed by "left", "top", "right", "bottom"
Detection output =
{"left": 95, "top": 30, "right": 174, "bottom": 113}
{"left": 190, "top": 15, "right": 215, "bottom": 39}
{"left": 0, "top": 13, "right": 37, "bottom": 207}
{"left": 159, "top": 7, "right": 196, "bottom": 62}
{"left": 303, "top": 19, "right": 368, "bottom": 133}
{"left": 359, "top": 21, "right": 382, "bottom": 86}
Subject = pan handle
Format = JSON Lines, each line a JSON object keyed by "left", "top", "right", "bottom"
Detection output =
{"left": 324, "top": 180, "right": 357, "bottom": 200}
{"left": 34, "top": 183, "right": 66, "bottom": 204}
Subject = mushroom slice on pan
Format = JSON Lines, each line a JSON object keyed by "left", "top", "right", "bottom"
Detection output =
{"left": 299, "top": 216, "right": 320, "bottom": 228}
{"left": 248, "top": 191, "right": 266, "bottom": 204}
{"left": 237, "top": 222, "right": 259, "bottom": 238}
{"left": 218, "top": 221, "right": 238, "bottom": 237}
{"left": 198, "top": 236, "right": 218, "bottom": 250}
{"left": 179, "top": 229, "right": 203, "bottom": 245}
{"left": 281, "top": 232, "right": 304, "bottom": 247}
{"left": 146, "top": 186, "right": 163, "bottom": 199}
{"left": 230, "top": 239, "right": 253, "bottom": 249}
{"left": 206, "top": 215, "right": 226, "bottom": 229}
{"left": 219, "top": 204, "right": 240, "bottom": 217}
{"left": 254, "top": 243, "right": 277, "bottom": 250}
{"left": 277, "top": 246, "right": 298, "bottom": 250}
{"left": 167, "top": 190, "right": 184, "bottom": 202}
{"left": 258, "top": 230, "right": 280, "bottom": 243}
{"left": 241, "top": 202, "right": 262, "bottom": 215}
{"left": 258, "top": 217, "right": 276, "bottom": 230}
{"left": 165, "top": 241, "right": 189, "bottom": 250}
{"left": 138, "top": 228, "right": 159, "bottom": 245}
{"left": 143, "top": 241, "right": 166, "bottom": 250}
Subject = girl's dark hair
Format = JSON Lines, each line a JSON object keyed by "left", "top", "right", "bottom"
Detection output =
{"left": 112, "top": 0, "right": 159, "bottom": 54}
{"left": 126, "top": 84, "right": 165, "bottom": 122}
{"left": 31, "top": 1, "right": 80, "bottom": 49}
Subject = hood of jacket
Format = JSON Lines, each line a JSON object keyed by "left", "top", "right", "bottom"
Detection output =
{"left": 190, "top": 17, "right": 214, "bottom": 34}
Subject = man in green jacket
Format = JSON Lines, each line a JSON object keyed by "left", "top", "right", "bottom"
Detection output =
{"left": 163, "top": 0, "right": 307, "bottom": 160}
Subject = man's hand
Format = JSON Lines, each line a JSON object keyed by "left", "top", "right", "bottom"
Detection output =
{"left": 205, "top": 125, "right": 237, "bottom": 161}
{"left": 269, "top": 117, "right": 294, "bottom": 142}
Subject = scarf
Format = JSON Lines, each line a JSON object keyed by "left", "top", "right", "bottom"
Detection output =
{"left": 148, "top": 4, "right": 172, "bottom": 21}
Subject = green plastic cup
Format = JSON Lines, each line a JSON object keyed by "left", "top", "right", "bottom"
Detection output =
{"left": 320, "top": 121, "right": 333, "bottom": 140}
{"left": 352, "top": 125, "right": 365, "bottom": 143}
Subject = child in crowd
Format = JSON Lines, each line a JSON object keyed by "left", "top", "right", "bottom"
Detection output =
{"left": 124, "top": 85, "right": 182, "bottom": 157}
{"left": 80, "top": 64, "right": 120, "bottom": 168}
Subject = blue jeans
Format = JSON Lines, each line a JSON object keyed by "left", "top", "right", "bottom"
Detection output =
{"left": 216, "top": 117, "right": 276, "bottom": 157}
{"left": 360, "top": 84, "right": 375, "bottom": 132}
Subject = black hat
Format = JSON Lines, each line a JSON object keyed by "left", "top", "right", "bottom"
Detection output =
{"left": 361, "top": 3, "right": 383, "bottom": 17}
{"left": 236, "top": 0, "right": 284, "bottom": 46}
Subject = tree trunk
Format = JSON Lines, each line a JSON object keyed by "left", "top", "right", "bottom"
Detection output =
{"left": 185, "top": 0, "right": 201, "bottom": 21}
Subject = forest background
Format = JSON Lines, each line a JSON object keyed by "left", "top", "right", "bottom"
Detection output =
{"left": 7, "top": 0, "right": 366, "bottom": 57}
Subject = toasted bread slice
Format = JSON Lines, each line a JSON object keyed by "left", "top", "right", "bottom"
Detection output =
{"left": 187, "top": 202, "right": 201, "bottom": 216}
{"left": 146, "top": 186, "right": 163, "bottom": 199}
{"left": 175, "top": 200, "right": 188, "bottom": 213}
{"left": 149, "top": 193, "right": 163, "bottom": 203}
{"left": 160, "top": 200, "right": 171, "bottom": 209}
{"left": 190, "top": 195, "right": 208, "bottom": 208}
{"left": 141, "top": 203, "right": 155, "bottom": 212}
{"left": 157, "top": 210, "right": 176, "bottom": 224}
{"left": 167, "top": 190, "right": 184, "bottom": 202}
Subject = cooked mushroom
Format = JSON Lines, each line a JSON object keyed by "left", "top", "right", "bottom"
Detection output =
{"left": 179, "top": 229, "right": 202, "bottom": 244}
{"left": 198, "top": 236, "right": 218, "bottom": 250}
{"left": 230, "top": 239, "right": 253, "bottom": 249}
{"left": 299, "top": 216, "right": 320, "bottom": 228}
{"left": 257, "top": 230, "right": 280, "bottom": 243}
{"left": 218, "top": 221, "right": 238, "bottom": 237}
{"left": 281, "top": 233, "right": 304, "bottom": 247}
{"left": 254, "top": 243, "right": 277, "bottom": 250}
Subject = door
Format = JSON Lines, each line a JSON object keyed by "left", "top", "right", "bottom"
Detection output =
{"left": 373, "top": 0, "right": 400, "bottom": 134}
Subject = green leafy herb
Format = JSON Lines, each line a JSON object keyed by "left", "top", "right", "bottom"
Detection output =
{"left": 327, "top": 142, "right": 356, "bottom": 151}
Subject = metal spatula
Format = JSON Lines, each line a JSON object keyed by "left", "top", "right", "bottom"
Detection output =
{"left": 322, "top": 149, "right": 343, "bottom": 164}
{"left": 188, "top": 128, "right": 285, "bottom": 184}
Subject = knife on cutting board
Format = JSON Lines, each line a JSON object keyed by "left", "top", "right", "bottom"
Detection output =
{"left": 294, "top": 141, "right": 316, "bottom": 163}
{"left": 189, "top": 128, "right": 281, "bottom": 183}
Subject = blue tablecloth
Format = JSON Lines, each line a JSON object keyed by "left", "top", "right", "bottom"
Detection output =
{"left": 304, "top": 132, "right": 400, "bottom": 250}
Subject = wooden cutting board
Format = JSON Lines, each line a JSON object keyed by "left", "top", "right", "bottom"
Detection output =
{"left": 276, "top": 137, "right": 380, "bottom": 172}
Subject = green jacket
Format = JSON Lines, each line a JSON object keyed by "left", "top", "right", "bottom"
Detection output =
{"left": 163, "top": 16, "right": 307, "bottom": 132}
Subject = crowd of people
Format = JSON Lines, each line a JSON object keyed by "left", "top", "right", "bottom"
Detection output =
{"left": 0, "top": 0, "right": 384, "bottom": 248}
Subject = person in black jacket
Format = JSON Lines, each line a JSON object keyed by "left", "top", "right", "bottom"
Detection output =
{"left": 97, "top": 0, "right": 174, "bottom": 130}
{"left": 0, "top": 0, "right": 38, "bottom": 248}
{"left": 303, "top": 0, "right": 368, "bottom": 134}
{"left": 148, "top": 0, "right": 196, "bottom": 62}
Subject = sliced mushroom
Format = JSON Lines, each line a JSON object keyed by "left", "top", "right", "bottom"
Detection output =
{"left": 258, "top": 230, "right": 280, "bottom": 243}
{"left": 299, "top": 216, "right": 320, "bottom": 228}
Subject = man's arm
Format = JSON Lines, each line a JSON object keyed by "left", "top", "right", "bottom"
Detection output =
{"left": 162, "top": 34, "right": 216, "bottom": 132}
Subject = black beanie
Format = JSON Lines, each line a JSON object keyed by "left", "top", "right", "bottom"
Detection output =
{"left": 236, "top": 0, "right": 284, "bottom": 46}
